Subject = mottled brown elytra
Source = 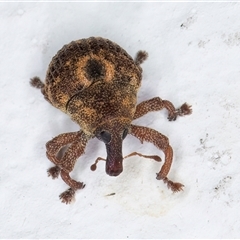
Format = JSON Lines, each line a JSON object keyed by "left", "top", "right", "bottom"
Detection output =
{"left": 30, "top": 37, "right": 192, "bottom": 204}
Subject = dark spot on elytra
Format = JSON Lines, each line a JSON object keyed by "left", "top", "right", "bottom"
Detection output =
{"left": 85, "top": 59, "right": 106, "bottom": 82}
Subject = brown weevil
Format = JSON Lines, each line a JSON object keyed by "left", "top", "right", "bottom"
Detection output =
{"left": 30, "top": 37, "right": 192, "bottom": 204}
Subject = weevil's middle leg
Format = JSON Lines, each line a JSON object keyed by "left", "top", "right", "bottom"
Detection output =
{"left": 129, "top": 124, "right": 184, "bottom": 192}
{"left": 133, "top": 97, "right": 192, "bottom": 121}
{"left": 46, "top": 131, "right": 83, "bottom": 178}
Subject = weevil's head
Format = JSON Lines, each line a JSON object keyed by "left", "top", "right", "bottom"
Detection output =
{"left": 94, "top": 118, "right": 130, "bottom": 177}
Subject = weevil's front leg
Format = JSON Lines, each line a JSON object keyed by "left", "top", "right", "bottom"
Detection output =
{"left": 134, "top": 97, "right": 192, "bottom": 121}
{"left": 58, "top": 139, "right": 88, "bottom": 204}
{"left": 129, "top": 124, "right": 184, "bottom": 192}
{"left": 46, "top": 131, "right": 89, "bottom": 204}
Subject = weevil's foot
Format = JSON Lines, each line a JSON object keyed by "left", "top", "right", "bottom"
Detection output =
{"left": 47, "top": 166, "right": 61, "bottom": 179}
{"left": 177, "top": 103, "right": 192, "bottom": 116}
{"left": 59, "top": 182, "right": 85, "bottom": 204}
{"left": 59, "top": 188, "right": 76, "bottom": 204}
{"left": 73, "top": 181, "right": 86, "bottom": 190}
{"left": 166, "top": 180, "right": 184, "bottom": 192}
{"left": 168, "top": 103, "right": 192, "bottom": 121}
{"left": 30, "top": 77, "right": 44, "bottom": 89}
{"left": 168, "top": 113, "right": 178, "bottom": 121}
{"left": 156, "top": 175, "right": 184, "bottom": 192}
{"left": 135, "top": 50, "right": 148, "bottom": 65}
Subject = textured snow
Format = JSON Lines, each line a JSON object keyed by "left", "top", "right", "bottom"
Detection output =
{"left": 1, "top": 2, "right": 240, "bottom": 238}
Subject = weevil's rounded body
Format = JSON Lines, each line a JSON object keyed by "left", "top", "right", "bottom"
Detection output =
{"left": 31, "top": 37, "right": 192, "bottom": 204}
{"left": 44, "top": 37, "right": 143, "bottom": 135}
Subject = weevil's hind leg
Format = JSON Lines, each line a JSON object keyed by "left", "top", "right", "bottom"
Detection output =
{"left": 129, "top": 124, "right": 184, "bottom": 192}
{"left": 30, "top": 76, "right": 51, "bottom": 104}
{"left": 133, "top": 97, "right": 192, "bottom": 121}
{"left": 30, "top": 76, "right": 44, "bottom": 89}
{"left": 46, "top": 131, "right": 88, "bottom": 204}
{"left": 135, "top": 50, "right": 148, "bottom": 65}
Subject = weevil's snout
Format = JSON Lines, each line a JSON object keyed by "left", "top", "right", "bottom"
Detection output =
{"left": 106, "top": 158, "right": 123, "bottom": 176}
{"left": 95, "top": 120, "right": 130, "bottom": 177}
{"left": 105, "top": 138, "right": 124, "bottom": 177}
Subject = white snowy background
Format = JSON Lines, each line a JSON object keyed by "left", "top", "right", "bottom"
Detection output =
{"left": 1, "top": 2, "right": 240, "bottom": 238}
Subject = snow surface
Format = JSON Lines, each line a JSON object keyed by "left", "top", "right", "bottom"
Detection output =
{"left": 1, "top": 2, "right": 240, "bottom": 238}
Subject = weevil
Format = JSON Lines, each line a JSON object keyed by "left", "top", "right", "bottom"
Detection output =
{"left": 30, "top": 37, "right": 192, "bottom": 204}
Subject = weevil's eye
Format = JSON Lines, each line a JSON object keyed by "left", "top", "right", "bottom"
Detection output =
{"left": 100, "top": 131, "right": 111, "bottom": 144}
{"left": 122, "top": 129, "right": 128, "bottom": 139}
